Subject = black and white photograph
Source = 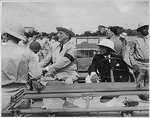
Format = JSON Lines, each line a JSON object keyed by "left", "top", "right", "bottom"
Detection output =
{"left": 1, "top": 0, "right": 149, "bottom": 117}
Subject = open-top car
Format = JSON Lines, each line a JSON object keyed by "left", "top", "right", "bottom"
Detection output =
{"left": 2, "top": 37, "right": 149, "bottom": 117}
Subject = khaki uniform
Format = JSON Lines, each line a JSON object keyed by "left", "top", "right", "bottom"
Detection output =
{"left": 129, "top": 35, "right": 149, "bottom": 86}
{"left": 110, "top": 36, "right": 123, "bottom": 58}
{"left": 39, "top": 41, "right": 78, "bottom": 84}
{"left": 121, "top": 38, "right": 127, "bottom": 59}
{"left": 2, "top": 41, "right": 42, "bottom": 110}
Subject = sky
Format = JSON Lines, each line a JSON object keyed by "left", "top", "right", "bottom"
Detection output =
{"left": 1, "top": 0, "right": 149, "bottom": 34}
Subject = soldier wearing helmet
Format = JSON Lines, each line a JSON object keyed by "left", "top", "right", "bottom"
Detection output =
{"left": 86, "top": 39, "right": 116, "bottom": 83}
{"left": 1, "top": 22, "right": 43, "bottom": 111}
{"left": 86, "top": 39, "right": 130, "bottom": 83}
{"left": 86, "top": 39, "right": 130, "bottom": 102}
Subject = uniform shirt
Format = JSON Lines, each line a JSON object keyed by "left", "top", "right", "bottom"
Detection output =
{"left": 120, "top": 38, "right": 127, "bottom": 58}
{"left": 39, "top": 41, "right": 78, "bottom": 80}
{"left": 2, "top": 41, "right": 42, "bottom": 85}
{"left": 34, "top": 53, "right": 40, "bottom": 62}
{"left": 129, "top": 35, "right": 149, "bottom": 66}
{"left": 89, "top": 55, "right": 111, "bottom": 77}
{"left": 110, "top": 35, "right": 123, "bottom": 58}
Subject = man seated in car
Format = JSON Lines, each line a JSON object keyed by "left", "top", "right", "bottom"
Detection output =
{"left": 85, "top": 39, "right": 130, "bottom": 83}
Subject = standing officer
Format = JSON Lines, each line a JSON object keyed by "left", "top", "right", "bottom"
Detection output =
{"left": 2, "top": 23, "right": 43, "bottom": 111}
{"left": 129, "top": 24, "right": 149, "bottom": 88}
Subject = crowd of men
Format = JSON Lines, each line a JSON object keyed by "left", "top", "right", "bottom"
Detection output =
{"left": 1, "top": 22, "right": 149, "bottom": 111}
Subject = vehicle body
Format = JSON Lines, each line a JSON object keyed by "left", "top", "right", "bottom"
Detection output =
{"left": 2, "top": 81, "right": 149, "bottom": 117}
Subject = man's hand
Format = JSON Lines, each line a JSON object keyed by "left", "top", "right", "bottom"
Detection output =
{"left": 31, "top": 80, "right": 44, "bottom": 93}
{"left": 90, "top": 74, "right": 99, "bottom": 83}
{"left": 133, "top": 64, "right": 139, "bottom": 73}
{"left": 42, "top": 67, "right": 48, "bottom": 76}
{"left": 44, "top": 68, "right": 55, "bottom": 76}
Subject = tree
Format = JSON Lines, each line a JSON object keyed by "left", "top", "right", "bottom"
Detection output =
{"left": 83, "top": 31, "right": 92, "bottom": 36}
{"left": 108, "top": 26, "right": 123, "bottom": 36}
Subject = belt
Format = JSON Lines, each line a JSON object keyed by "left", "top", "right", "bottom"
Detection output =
{"left": 136, "top": 59, "right": 149, "bottom": 63}
{"left": 2, "top": 83, "right": 26, "bottom": 88}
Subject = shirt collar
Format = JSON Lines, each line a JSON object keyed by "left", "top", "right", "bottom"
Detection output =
{"left": 104, "top": 55, "right": 111, "bottom": 58}
{"left": 62, "top": 40, "right": 72, "bottom": 48}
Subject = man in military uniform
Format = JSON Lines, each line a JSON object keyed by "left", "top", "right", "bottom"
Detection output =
{"left": 2, "top": 23, "right": 43, "bottom": 111}
{"left": 86, "top": 39, "right": 129, "bottom": 83}
{"left": 129, "top": 24, "right": 149, "bottom": 88}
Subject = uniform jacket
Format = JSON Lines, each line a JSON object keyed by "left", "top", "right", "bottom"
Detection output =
{"left": 2, "top": 41, "right": 42, "bottom": 85}
{"left": 129, "top": 35, "right": 149, "bottom": 66}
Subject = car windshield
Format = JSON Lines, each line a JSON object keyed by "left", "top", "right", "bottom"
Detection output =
{"left": 76, "top": 37, "right": 100, "bottom": 58}
{"left": 76, "top": 37, "right": 99, "bottom": 45}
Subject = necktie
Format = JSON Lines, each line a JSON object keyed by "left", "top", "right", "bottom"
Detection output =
{"left": 60, "top": 44, "right": 63, "bottom": 53}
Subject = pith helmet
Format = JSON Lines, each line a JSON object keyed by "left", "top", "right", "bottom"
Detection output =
{"left": 120, "top": 32, "right": 127, "bottom": 38}
{"left": 97, "top": 39, "right": 116, "bottom": 52}
{"left": 3, "top": 23, "right": 26, "bottom": 41}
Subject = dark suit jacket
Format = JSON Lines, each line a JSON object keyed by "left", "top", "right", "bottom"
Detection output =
{"left": 88, "top": 54, "right": 129, "bottom": 82}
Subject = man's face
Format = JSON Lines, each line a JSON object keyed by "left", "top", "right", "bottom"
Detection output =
{"left": 105, "top": 28, "right": 113, "bottom": 39}
{"left": 99, "top": 27, "right": 106, "bottom": 34}
{"left": 57, "top": 31, "right": 69, "bottom": 43}
{"left": 97, "top": 46, "right": 109, "bottom": 55}
{"left": 140, "top": 28, "right": 149, "bottom": 36}
{"left": 119, "top": 37, "right": 125, "bottom": 42}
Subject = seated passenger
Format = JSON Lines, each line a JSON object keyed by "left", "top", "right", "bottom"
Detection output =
{"left": 86, "top": 39, "right": 130, "bottom": 83}
{"left": 39, "top": 27, "right": 78, "bottom": 108}
{"left": 39, "top": 27, "right": 78, "bottom": 84}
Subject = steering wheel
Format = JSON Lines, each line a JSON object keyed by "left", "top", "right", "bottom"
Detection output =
{"left": 95, "top": 57, "right": 130, "bottom": 82}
